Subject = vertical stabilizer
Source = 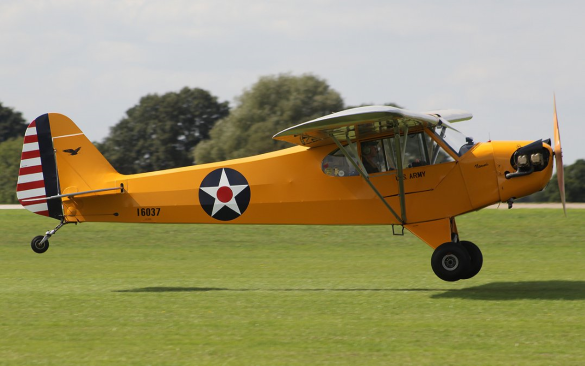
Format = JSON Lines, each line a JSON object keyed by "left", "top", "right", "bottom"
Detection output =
{"left": 16, "top": 114, "right": 63, "bottom": 219}
{"left": 16, "top": 113, "right": 121, "bottom": 220}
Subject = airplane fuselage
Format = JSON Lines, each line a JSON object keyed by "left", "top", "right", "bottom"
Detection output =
{"left": 60, "top": 132, "right": 553, "bottom": 231}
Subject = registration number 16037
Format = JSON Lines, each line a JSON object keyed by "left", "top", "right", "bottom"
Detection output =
{"left": 136, "top": 208, "right": 161, "bottom": 217}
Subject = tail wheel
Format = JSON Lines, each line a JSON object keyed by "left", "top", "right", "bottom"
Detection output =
{"left": 31, "top": 235, "right": 49, "bottom": 254}
{"left": 459, "top": 241, "right": 483, "bottom": 280}
{"left": 431, "top": 242, "right": 471, "bottom": 282}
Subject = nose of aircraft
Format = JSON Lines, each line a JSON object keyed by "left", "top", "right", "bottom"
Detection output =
{"left": 491, "top": 139, "right": 554, "bottom": 203}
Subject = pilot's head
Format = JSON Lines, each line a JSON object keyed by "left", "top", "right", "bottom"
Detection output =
{"left": 362, "top": 141, "right": 378, "bottom": 156}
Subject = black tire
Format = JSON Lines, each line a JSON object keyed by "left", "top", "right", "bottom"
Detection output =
{"left": 431, "top": 242, "right": 471, "bottom": 282}
{"left": 459, "top": 241, "right": 483, "bottom": 280}
{"left": 31, "top": 235, "right": 49, "bottom": 254}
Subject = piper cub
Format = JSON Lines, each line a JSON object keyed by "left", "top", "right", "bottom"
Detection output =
{"left": 17, "top": 103, "right": 564, "bottom": 281}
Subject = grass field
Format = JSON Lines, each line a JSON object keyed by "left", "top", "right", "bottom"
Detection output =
{"left": 1, "top": 209, "right": 584, "bottom": 365}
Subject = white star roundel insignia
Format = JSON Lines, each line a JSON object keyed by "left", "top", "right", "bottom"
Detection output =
{"left": 199, "top": 168, "right": 251, "bottom": 221}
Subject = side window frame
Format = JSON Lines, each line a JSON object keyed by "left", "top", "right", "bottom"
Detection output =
{"left": 425, "top": 127, "right": 460, "bottom": 162}
{"left": 320, "top": 127, "right": 460, "bottom": 177}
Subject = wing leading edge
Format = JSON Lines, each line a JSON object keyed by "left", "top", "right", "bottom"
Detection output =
{"left": 273, "top": 105, "right": 472, "bottom": 147}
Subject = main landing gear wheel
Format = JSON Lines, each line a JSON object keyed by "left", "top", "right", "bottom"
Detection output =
{"left": 459, "top": 241, "right": 483, "bottom": 280}
{"left": 431, "top": 242, "right": 471, "bottom": 282}
{"left": 31, "top": 235, "right": 49, "bottom": 254}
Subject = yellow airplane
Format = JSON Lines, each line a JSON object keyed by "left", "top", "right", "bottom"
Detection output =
{"left": 16, "top": 102, "right": 565, "bottom": 281}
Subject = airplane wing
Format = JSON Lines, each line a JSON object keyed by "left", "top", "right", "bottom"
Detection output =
{"left": 273, "top": 105, "right": 472, "bottom": 147}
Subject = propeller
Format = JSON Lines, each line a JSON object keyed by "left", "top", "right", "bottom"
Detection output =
{"left": 553, "top": 95, "right": 566, "bottom": 216}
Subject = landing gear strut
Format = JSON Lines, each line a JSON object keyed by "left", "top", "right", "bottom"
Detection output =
{"left": 30, "top": 219, "right": 69, "bottom": 254}
{"left": 431, "top": 241, "right": 483, "bottom": 281}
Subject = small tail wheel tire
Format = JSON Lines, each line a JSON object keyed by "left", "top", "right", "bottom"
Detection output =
{"left": 459, "top": 241, "right": 483, "bottom": 280}
{"left": 31, "top": 235, "right": 49, "bottom": 254}
{"left": 431, "top": 242, "right": 471, "bottom": 282}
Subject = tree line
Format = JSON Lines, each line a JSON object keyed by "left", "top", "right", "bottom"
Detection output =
{"left": 1, "top": 73, "right": 583, "bottom": 203}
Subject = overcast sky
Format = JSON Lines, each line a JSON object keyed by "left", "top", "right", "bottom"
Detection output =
{"left": 1, "top": 0, "right": 583, "bottom": 164}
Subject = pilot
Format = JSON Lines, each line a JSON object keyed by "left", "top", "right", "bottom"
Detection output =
{"left": 361, "top": 141, "right": 381, "bottom": 174}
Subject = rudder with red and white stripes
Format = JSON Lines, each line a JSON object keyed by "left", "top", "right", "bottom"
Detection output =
{"left": 16, "top": 114, "right": 63, "bottom": 219}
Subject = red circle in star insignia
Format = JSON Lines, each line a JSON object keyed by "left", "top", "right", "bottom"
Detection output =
{"left": 217, "top": 186, "right": 233, "bottom": 203}
{"left": 199, "top": 168, "right": 251, "bottom": 221}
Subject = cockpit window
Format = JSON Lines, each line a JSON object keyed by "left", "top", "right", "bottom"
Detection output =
{"left": 432, "top": 123, "right": 475, "bottom": 156}
{"left": 322, "top": 129, "right": 457, "bottom": 177}
{"left": 424, "top": 132, "right": 456, "bottom": 164}
{"left": 322, "top": 148, "right": 359, "bottom": 177}
{"left": 360, "top": 140, "right": 389, "bottom": 173}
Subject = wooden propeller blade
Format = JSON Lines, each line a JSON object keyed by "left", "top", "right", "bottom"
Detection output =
{"left": 553, "top": 95, "right": 566, "bottom": 216}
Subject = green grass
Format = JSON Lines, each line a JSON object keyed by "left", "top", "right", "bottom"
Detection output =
{"left": 1, "top": 209, "right": 584, "bottom": 365}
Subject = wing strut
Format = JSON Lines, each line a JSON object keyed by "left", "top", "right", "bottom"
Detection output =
{"left": 330, "top": 133, "right": 404, "bottom": 224}
{"left": 393, "top": 124, "right": 407, "bottom": 223}
{"left": 400, "top": 125, "right": 409, "bottom": 168}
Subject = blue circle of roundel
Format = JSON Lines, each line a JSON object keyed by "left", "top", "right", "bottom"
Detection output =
{"left": 198, "top": 168, "right": 251, "bottom": 221}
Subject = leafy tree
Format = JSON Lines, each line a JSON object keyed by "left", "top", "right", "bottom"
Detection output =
{"left": 98, "top": 87, "right": 229, "bottom": 174}
{"left": 0, "top": 138, "right": 22, "bottom": 203}
{"left": 564, "top": 159, "right": 585, "bottom": 202}
{"left": 194, "top": 74, "right": 344, "bottom": 164}
{"left": 0, "top": 102, "right": 27, "bottom": 143}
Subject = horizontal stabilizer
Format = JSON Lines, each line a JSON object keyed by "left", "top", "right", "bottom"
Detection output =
{"left": 21, "top": 186, "right": 125, "bottom": 203}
